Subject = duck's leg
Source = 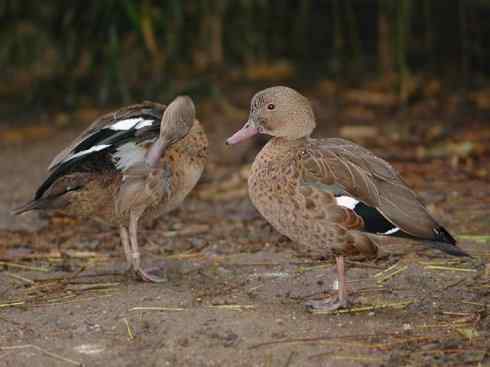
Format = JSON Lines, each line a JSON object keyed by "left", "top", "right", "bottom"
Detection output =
{"left": 305, "top": 256, "right": 351, "bottom": 311}
{"left": 120, "top": 225, "right": 132, "bottom": 271}
{"left": 128, "top": 210, "right": 166, "bottom": 283}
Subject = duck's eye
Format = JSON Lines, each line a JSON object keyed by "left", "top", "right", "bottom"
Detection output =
{"left": 267, "top": 103, "right": 275, "bottom": 110}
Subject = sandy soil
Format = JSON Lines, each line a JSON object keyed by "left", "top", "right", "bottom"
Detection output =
{"left": 0, "top": 104, "right": 489, "bottom": 367}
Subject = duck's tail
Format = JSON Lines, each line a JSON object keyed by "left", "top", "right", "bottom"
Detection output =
{"left": 422, "top": 226, "right": 469, "bottom": 257}
{"left": 389, "top": 225, "right": 470, "bottom": 257}
{"left": 422, "top": 239, "right": 470, "bottom": 257}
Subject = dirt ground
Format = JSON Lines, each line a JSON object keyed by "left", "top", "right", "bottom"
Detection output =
{"left": 1, "top": 95, "right": 489, "bottom": 367}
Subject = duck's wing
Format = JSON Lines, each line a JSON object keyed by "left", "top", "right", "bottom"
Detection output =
{"left": 35, "top": 102, "right": 166, "bottom": 201}
{"left": 300, "top": 138, "right": 466, "bottom": 256}
{"left": 48, "top": 102, "right": 165, "bottom": 171}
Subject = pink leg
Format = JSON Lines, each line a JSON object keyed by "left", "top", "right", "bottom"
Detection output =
{"left": 128, "top": 210, "right": 166, "bottom": 283}
{"left": 336, "top": 256, "right": 347, "bottom": 305}
{"left": 305, "top": 255, "right": 351, "bottom": 311}
{"left": 120, "top": 225, "right": 132, "bottom": 270}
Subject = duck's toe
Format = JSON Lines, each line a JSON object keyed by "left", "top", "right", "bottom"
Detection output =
{"left": 134, "top": 266, "right": 167, "bottom": 283}
{"left": 304, "top": 295, "right": 351, "bottom": 313}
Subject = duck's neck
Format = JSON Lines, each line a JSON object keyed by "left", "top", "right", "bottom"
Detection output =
{"left": 268, "top": 136, "right": 308, "bottom": 151}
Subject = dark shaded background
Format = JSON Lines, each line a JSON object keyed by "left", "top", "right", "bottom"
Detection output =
{"left": 1, "top": 0, "right": 490, "bottom": 110}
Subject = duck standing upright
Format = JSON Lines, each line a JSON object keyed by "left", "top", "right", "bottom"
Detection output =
{"left": 13, "top": 96, "right": 208, "bottom": 282}
{"left": 226, "top": 86, "right": 468, "bottom": 311}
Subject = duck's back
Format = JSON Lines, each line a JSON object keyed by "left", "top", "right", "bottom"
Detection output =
{"left": 248, "top": 136, "right": 465, "bottom": 258}
{"left": 17, "top": 104, "right": 208, "bottom": 226}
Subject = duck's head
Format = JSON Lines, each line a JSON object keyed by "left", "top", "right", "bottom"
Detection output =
{"left": 226, "top": 86, "right": 315, "bottom": 144}
{"left": 160, "top": 95, "right": 195, "bottom": 144}
{"left": 146, "top": 95, "right": 195, "bottom": 167}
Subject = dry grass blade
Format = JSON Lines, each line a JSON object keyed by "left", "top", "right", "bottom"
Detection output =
{"left": 0, "top": 261, "right": 49, "bottom": 272}
{"left": 4, "top": 272, "right": 35, "bottom": 284}
{"left": 418, "top": 260, "right": 465, "bottom": 266}
{"left": 457, "top": 235, "right": 490, "bottom": 243}
{"left": 442, "top": 311, "right": 473, "bottom": 316}
{"left": 129, "top": 306, "right": 185, "bottom": 312}
{"left": 209, "top": 304, "right": 256, "bottom": 310}
{"left": 376, "top": 265, "right": 408, "bottom": 283}
{"left": 249, "top": 331, "right": 410, "bottom": 350}
{"left": 65, "top": 282, "right": 120, "bottom": 291}
{"left": 0, "top": 301, "right": 25, "bottom": 309}
{"left": 345, "top": 260, "right": 384, "bottom": 269}
{"left": 123, "top": 318, "right": 135, "bottom": 340}
{"left": 34, "top": 294, "right": 115, "bottom": 307}
{"left": 309, "top": 300, "right": 413, "bottom": 315}
{"left": 0, "top": 344, "right": 82, "bottom": 366}
{"left": 373, "top": 262, "right": 400, "bottom": 278}
{"left": 423, "top": 265, "right": 477, "bottom": 272}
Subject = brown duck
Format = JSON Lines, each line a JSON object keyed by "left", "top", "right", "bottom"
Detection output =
{"left": 13, "top": 96, "right": 208, "bottom": 282}
{"left": 226, "top": 86, "right": 468, "bottom": 311}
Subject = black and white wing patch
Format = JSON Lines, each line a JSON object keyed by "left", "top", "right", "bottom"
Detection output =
{"left": 335, "top": 195, "right": 402, "bottom": 237}
{"left": 334, "top": 194, "right": 460, "bottom": 247}
{"left": 52, "top": 117, "right": 159, "bottom": 170}
{"left": 35, "top": 114, "right": 162, "bottom": 200}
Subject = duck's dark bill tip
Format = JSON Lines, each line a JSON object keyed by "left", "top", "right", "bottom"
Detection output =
{"left": 226, "top": 126, "right": 258, "bottom": 145}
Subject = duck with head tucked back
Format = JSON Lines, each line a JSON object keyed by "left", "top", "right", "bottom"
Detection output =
{"left": 13, "top": 96, "right": 208, "bottom": 282}
{"left": 226, "top": 86, "right": 468, "bottom": 311}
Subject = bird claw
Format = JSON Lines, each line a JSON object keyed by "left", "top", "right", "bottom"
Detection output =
{"left": 304, "top": 296, "right": 351, "bottom": 312}
{"left": 132, "top": 265, "right": 167, "bottom": 283}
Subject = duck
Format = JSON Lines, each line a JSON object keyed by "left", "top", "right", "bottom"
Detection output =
{"left": 13, "top": 96, "right": 208, "bottom": 282}
{"left": 226, "top": 86, "right": 468, "bottom": 311}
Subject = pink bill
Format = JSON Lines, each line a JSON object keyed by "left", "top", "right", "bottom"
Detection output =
{"left": 225, "top": 124, "right": 258, "bottom": 145}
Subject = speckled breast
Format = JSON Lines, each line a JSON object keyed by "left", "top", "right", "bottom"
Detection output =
{"left": 248, "top": 139, "right": 362, "bottom": 256}
{"left": 150, "top": 121, "right": 207, "bottom": 218}
{"left": 248, "top": 142, "right": 306, "bottom": 245}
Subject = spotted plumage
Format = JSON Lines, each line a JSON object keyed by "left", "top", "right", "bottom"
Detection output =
{"left": 14, "top": 97, "right": 208, "bottom": 282}
{"left": 227, "top": 86, "right": 467, "bottom": 310}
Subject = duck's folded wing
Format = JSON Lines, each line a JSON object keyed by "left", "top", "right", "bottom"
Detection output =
{"left": 35, "top": 102, "right": 166, "bottom": 201}
{"left": 300, "top": 138, "right": 443, "bottom": 241}
{"left": 48, "top": 102, "right": 165, "bottom": 171}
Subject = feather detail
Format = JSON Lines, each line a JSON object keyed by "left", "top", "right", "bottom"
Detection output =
{"left": 112, "top": 142, "right": 148, "bottom": 171}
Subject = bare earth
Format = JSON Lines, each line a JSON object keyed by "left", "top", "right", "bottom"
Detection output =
{"left": 0, "top": 105, "right": 489, "bottom": 367}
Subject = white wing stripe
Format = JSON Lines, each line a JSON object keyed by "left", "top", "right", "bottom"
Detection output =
{"left": 384, "top": 227, "right": 400, "bottom": 235}
{"left": 135, "top": 119, "right": 154, "bottom": 129}
{"left": 109, "top": 118, "right": 154, "bottom": 131}
{"left": 66, "top": 144, "right": 111, "bottom": 162}
{"left": 335, "top": 196, "right": 359, "bottom": 210}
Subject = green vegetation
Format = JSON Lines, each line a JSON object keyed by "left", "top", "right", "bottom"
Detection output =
{"left": 1, "top": 0, "right": 489, "bottom": 106}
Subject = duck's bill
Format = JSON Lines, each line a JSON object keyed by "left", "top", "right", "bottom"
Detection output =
{"left": 225, "top": 123, "right": 258, "bottom": 145}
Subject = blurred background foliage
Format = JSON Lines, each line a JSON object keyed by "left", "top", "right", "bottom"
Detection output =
{"left": 1, "top": 0, "right": 490, "bottom": 110}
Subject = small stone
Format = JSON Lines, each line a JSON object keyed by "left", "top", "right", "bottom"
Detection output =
{"left": 403, "top": 323, "right": 412, "bottom": 331}
{"left": 177, "top": 337, "right": 190, "bottom": 347}
{"left": 223, "top": 330, "right": 239, "bottom": 347}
